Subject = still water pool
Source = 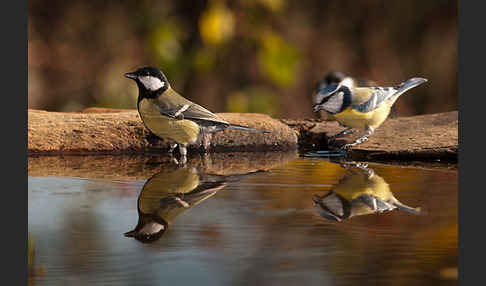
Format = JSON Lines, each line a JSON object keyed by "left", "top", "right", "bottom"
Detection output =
{"left": 28, "top": 152, "right": 457, "bottom": 286}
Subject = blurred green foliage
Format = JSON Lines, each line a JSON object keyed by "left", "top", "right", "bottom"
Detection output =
{"left": 28, "top": 0, "right": 457, "bottom": 118}
{"left": 258, "top": 32, "right": 300, "bottom": 87}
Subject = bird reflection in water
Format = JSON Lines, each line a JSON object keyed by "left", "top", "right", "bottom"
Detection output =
{"left": 125, "top": 165, "right": 260, "bottom": 243}
{"left": 313, "top": 162, "right": 421, "bottom": 222}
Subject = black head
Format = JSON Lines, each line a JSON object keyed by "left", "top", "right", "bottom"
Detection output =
{"left": 124, "top": 66, "right": 169, "bottom": 99}
{"left": 124, "top": 215, "right": 168, "bottom": 243}
{"left": 313, "top": 192, "right": 352, "bottom": 222}
{"left": 323, "top": 71, "right": 347, "bottom": 85}
{"left": 313, "top": 84, "right": 352, "bottom": 114}
{"left": 314, "top": 71, "right": 347, "bottom": 93}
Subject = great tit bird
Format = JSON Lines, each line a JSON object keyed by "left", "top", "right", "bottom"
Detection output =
{"left": 313, "top": 162, "right": 421, "bottom": 222}
{"left": 124, "top": 166, "right": 228, "bottom": 243}
{"left": 313, "top": 71, "right": 377, "bottom": 122}
{"left": 125, "top": 66, "right": 269, "bottom": 163}
{"left": 313, "top": 72, "right": 377, "bottom": 105}
{"left": 313, "top": 76, "right": 428, "bottom": 148}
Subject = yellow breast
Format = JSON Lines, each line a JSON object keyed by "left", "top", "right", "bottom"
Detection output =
{"left": 138, "top": 99, "right": 200, "bottom": 144}
{"left": 334, "top": 173, "right": 392, "bottom": 201}
{"left": 332, "top": 103, "right": 391, "bottom": 130}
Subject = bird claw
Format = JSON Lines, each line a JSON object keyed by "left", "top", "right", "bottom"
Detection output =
{"left": 342, "top": 142, "right": 356, "bottom": 149}
{"left": 178, "top": 156, "right": 187, "bottom": 165}
{"left": 328, "top": 128, "right": 354, "bottom": 144}
{"left": 342, "top": 136, "right": 369, "bottom": 149}
{"left": 168, "top": 143, "right": 178, "bottom": 154}
{"left": 355, "top": 162, "right": 368, "bottom": 169}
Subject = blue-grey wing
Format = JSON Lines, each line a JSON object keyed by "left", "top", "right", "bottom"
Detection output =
{"left": 352, "top": 87, "right": 397, "bottom": 113}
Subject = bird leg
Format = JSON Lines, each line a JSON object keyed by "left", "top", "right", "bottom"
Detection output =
{"left": 337, "top": 161, "right": 374, "bottom": 177}
{"left": 350, "top": 162, "right": 374, "bottom": 177}
{"left": 178, "top": 143, "right": 188, "bottom": 165}
{"left": 328, "top": 128, "right": 354, "bottom": 143}
{"left": 343, "top": 127, "right": 374, "bottom": 149}
{"left": 168, "top": 143, "right": 178, "bottom": 154}
{"left": 199, "top": 133, "right": 212, "bottom": 154}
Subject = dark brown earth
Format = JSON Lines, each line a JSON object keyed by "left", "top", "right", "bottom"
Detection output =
{"left": 28, "top": 108, "right": 458, "bottom": 162}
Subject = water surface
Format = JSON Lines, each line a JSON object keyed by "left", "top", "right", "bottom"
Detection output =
{"left": 28, "top": 154, "right": 457, "bottom": 286}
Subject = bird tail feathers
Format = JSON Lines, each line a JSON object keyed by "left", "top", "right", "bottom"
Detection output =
{"left": 228, "top": 124, "right": 270, "bottom": 133}
{"left": 393, "top": 201, "right": 422, "bottom": 214}
{"left": 388, "top": 77, "right": 428, "bottom": 105}
{"left": 395, "top": 77, "right": 428, "bottom": 95}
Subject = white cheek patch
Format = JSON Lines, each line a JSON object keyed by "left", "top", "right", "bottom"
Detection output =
{"left": 139, "top": 76, "right": 165, "bottom": 91}
{"left": 139, "top": 222, "right": 165, "bottom": 235}
{"left": 340, "top": 77, "right": 355, "bottom": 89}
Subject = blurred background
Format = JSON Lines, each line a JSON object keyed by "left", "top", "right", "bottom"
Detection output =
{"left": 28, "top": 0, "right": 457, "bottom": 119}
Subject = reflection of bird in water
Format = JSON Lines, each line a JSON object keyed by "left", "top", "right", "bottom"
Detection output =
{"left": 124, "top": 166, "right": 228, "bottom": 243}
{"left": 313, "top": 162, "right": 421, "bottom": 222}
{"left": 125, "top": 165, "right": 263, "bottom": 243}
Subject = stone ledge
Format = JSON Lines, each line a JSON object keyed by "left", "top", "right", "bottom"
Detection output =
{"left": 282, "top": 111, "right": 458, "bottom": 162}
{"left": 28, "top": 108, "right": 299, "bottom": 154}
{"left": 28, "top": 108, "right": 458, "bottom": 162}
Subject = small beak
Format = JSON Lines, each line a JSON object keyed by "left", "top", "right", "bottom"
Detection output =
{"left": 124, "top": 72, "right": 137, "bottom": 80}
{"left": 313, "top": 104, "right": 321, "bottom": 113}
{"left": 124, "top": 230, "right": 137, "bottom": 237}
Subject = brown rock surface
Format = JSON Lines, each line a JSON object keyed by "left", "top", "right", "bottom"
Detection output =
{"left": 28, "top": 109, "right": 298, "bottom": 154}
{"left": 287, "top": 111, "right": 458, "bottom": 161}
{"left": 28, "top": 108, "right": 458, "bottom": 162}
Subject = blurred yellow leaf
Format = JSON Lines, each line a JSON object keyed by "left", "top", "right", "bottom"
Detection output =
{"left": 199, "top": 2, "right": 234, "bottom": 46}
{"left": 258, "top": 0, "right": 285, "bottom": 12}
{"left": 258, "top": 32, "right": 300, "bottom": 87}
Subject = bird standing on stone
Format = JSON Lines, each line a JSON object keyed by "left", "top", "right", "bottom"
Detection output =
{"left": 313, "top": 76, "right": 428, "bottom": 148}
{"left": 313, "top": 71, "right": 377, "bottom": 122}
{"left": 125, "top": 66, "right": 269, "bottom": 163}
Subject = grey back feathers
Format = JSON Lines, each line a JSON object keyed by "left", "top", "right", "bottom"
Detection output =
{"left": 353, "top": 87, "right": 398, "bottom": 113}
{"left": 353, "top": 77, "right": 428, "bottom": 113}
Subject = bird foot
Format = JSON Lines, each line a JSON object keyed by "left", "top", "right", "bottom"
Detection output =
{"left": 199, "top": 145, "right": 210, "bottom": 154}
{"left": 172, "top": 156, "right": 187, "bottom": 165}
{"left": 338, "top": 161, "right": 367, "bottom": 169}
{"left": 342, "top": 136, "right": 368, "bottom": 149}
{"left": 354, "top": 162, "right": 368, "bottom": 169}
{"left": 328, "top": 129, "right": 354, "bottom": 144}
{"left": 168, "top": 143, "right": 178, "bottom": 154}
